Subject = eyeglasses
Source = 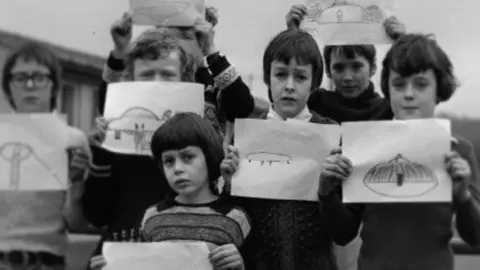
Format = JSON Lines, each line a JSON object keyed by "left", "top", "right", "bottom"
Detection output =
{"left": 9, "top": 72, "right": 52, "bottom": 89}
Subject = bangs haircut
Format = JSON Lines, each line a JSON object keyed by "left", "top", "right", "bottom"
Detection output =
{"left": 380, "top": 33, "right": 458, "bottom": 103}
{"left": 2, "top": 42, "right": 62, "bottom": 111}
{"left": 324, "top": 45, "right": 377, "bottom": 77}
{"left": 150, "top": 112, "right": 224, "bottom": 193}
{"left": 125, "top": 27, "right": 198, "bottom": 82}
{"left": 263, "top": 29, "right": 323, "bottom": 101}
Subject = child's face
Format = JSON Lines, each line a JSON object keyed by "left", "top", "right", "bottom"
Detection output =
{"left": 8, "top": 59, "right": 53, "bottom": 113}
{"left": 388, "top": 69, "right": 437, "bottom": 120}
{"left": 161, "top": 146, "right": 211, "bottom": 198}
{"left": 329, "top": 51, "right": 372, "bottom": 98}
{"left": 133, "top": 51, "right": 182, "bottom": 82}
{"left": 270, "top": 58, "right": 312, "bottom": 119}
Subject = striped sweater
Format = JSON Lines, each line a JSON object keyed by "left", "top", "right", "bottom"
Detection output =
{"left": 141, "top": 196, "right": 251, "bottom": 251}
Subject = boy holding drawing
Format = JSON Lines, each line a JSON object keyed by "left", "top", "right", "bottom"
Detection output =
{"left": 0, "top": 42, "right": 91, "bottom": 270}
{"left": 286, "top": 4, "right": 406, "bottom": 122}
{"left": 90, "top": 113, "right": 250, "bottom": 270}
{"left": 99, "top": 7, "right": 254, "bottom": 134}
{"left": 231, "top": 28, "right": 339, "bottom": 270}
{"left": 318, "top": 34, "right": 480, "bottom": 270}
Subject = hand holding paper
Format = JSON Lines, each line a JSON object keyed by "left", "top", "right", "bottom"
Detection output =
{"left": 318, "top": 147, "right": 353, "bottom": 196}
{"left": 445, "top": 151, "right": 473, "bottom": 203}
{"left": 209, "top": 244, "right": 244, "bottom": 270}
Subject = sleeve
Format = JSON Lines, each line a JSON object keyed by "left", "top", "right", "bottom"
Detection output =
{"left": 140, "top": 206, "right": 158, "bottom": 242}
{"left": 454, "top": 138, "right": 480, "bottom": 247}
{"left": 98, "top": 52, "right": 126, "bottom": 115}
{"left": 318, "top": 188, "right": 365, "bottom": 246}
{"left": 81, "top": 144, "right": 117, "bottom": 228}
{"left": 206, "top": 52, "right": 255, "bottom": 121}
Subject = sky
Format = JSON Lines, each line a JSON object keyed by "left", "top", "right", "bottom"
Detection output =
{"left": 0, "top": 0, "right": 479, "bottom": 117}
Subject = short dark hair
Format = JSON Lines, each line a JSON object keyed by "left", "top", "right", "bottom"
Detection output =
{"left": 323, "top": 45, "right": 377, "bottom": 77}
{"left": 125, "top": 27, "right": 198, "bottom": 82}
{"left": 150, "top": 112, "right": 224, "bottom": 195}
{"left": 380, "top": 33, "right": 458, "bottom": 103}
{"left": 2, "top": 42, "right": 61, "bottom": 111}
{"left": 263, "top": 29, "right": 323, "bottom": 102}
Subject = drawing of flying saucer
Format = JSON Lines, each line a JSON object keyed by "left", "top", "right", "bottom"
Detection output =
{"left": 363, "top": 154, "right": 439, "bottom": 198}
{"left": 132, "top": 0, "right": 198, "bottom": 26}
{"left": 246, "top": 152, "right": 292, "bottom": 165}
{"left": 317, "top": 0, "right": 375, "bottom": 24}
{"left": 108, "top": 107, "right": 161, "bottom": 140}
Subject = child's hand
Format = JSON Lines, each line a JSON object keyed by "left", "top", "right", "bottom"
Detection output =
{"left": 194, "top": 17, "right": 218, "bottom": 57}
{"left": 319, "top": 148, "right": 353, "bottom": 196}
{"left": 89, "top": 117, "right": 109, "bottom": 146}
{"left": 90, "top": 255, "right": 107, "bottom": 270}
{"left": 110, "top": 12, "right": 133, "bottom": 59}
{"left": 209, "top": 244, "right": 244, "bottom": 270}
{"left": 445, "top": 151, "right": 472, "bottom": 203}
{"left": 384, "top": 16, "right": 406, "bottom": 40}
{"left": 286, "top": 4, "right": 307, "bottom": 29}
{"left": 221, "top": 146, "right": 240, "bottom": 179}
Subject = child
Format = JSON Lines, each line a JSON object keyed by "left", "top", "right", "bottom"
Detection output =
{"left": 318, "top": 34, "right": 480, "bottom": 270}
{"left": 90, "top": 112, "right": 250, "bottom": 270}
{"left": 233, "top": 28, "right": 339, "bottom": 270}
{"left": 0, "top": 42, "right": 91, "bottom": 270}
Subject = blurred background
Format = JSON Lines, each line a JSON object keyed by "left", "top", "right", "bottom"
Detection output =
{"left": 0, "top": 0, "right": 478, "bottom": 269}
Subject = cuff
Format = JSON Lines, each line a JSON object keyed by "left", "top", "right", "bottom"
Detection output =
{"left": 102, "top": 52, "right": 126, "bottom": 83}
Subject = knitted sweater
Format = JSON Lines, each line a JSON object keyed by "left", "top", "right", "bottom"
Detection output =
{"left": 319, "top": 137, "right": 480, "bottom": 270}
{"left": 141, "top": 196, "right": 251, "bottom": 250}
{"left": 308, "top": 83, "right": 393, "bottom": 123}
{"left": 235, "top": 112, "right": 339, "bottom": 270}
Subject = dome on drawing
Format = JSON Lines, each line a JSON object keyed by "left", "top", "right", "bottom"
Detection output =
{"left": 117, "top": 107, "right": 160, "bottom": 121}
{"left": 318, "top": 0, "right": 375, "bottom": 24}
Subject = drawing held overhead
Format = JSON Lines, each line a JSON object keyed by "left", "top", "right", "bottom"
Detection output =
{"left": 302, "top": 0, "right": 394, "bottom": 45}
{"left": 130, "top": 0, "right": 205, "bottom": 27}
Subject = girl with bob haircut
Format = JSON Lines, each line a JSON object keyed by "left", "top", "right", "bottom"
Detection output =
{"left": 318, "top": 33, "right": 480, "bottom": 270}
{"left": 0, "top": 42, "right": 90, "bottom": 270}
{"left": 236, "top": 28, "right": 338, "bottom": 270}
{"left": 90, "top": 112, "right": 251, "bottom": 270}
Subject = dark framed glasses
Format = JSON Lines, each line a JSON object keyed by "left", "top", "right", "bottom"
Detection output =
{"left": 9, "top": 72, "right": 52, "bottom": 89}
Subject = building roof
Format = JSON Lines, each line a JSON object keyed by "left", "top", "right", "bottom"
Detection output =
{"left": 0, "top": 29, "right": 105, "bottom": 77}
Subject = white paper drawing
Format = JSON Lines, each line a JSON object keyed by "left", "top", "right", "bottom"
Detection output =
{"left": 342, "top": 119, "right": 452, "bottom": 203}
{"left": 103, "top": 241, "right": 212, "bottom": 270}
{"left": 130, "top": 0, "right": 205, "bottom": 27}
{"left": 0, "top": 114, "right": 68, "bottom": 191}
{"left": 301, "top": 0, "right": 394, "bottom": 45}
{"left": 102, "top": 81, "right": 204, "bottom": 155}
{"left": 232, "top": 119, "right": 341, "bottom": 201}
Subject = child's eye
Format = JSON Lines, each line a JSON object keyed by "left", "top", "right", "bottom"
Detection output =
{"left": 181, "top": 154, "right": 194, "bottom": 162}
{"left": 352, "top": 64, "right": 363, "bottom": 71}
{"left": 163, "top": 158, "right": 175, "bottom": 167}
{"left": 275, "top": 72, "right": 287, "bottom": 79}
{"left": 295, "top": 74, "right": 307, "bottom": 81}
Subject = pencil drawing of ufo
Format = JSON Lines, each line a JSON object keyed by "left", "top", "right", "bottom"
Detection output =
{"left": 132, "top": 0, "right": 195, "bottom": 25}
{"left": 108, "top": 107, "right": 167, "bottom": 140}
{"left": 363, "top": 154, "right": 439, "bottom": 198}
{"left": 316, "top": 0, "right": 376, "bottom": 24}
{"left": 246, "top": 151, "right": 292, "bottom": 165}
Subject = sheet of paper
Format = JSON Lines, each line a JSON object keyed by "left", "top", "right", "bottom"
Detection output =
{"left": 0, "top": 114, "right": 68, "bottom": 190}
{"left": 342, "top": 119, "right": 452, "bottom": 203}
{"left": 103, "top": 241, "right": 212, "bottom": 270}
{"left": 102, "top": 81, "right": 204, "bottom": 155}
{"left": 232, "top": 119, "right": 341, "bottom": 201}
{"left": 301, "top": 0, "right": 394, "bottom": 45}
{"left": 130, "top": 0, "right": 205, "bottom": 27}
